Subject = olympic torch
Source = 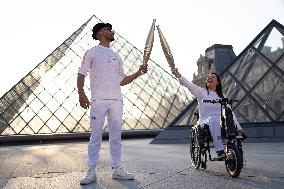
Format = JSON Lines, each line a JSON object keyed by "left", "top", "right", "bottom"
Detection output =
{"left": 157, "top": 25, "right": 175, "bottom": 69}
{"left": 142, "top": 19, "right": 156, "bottom": 67}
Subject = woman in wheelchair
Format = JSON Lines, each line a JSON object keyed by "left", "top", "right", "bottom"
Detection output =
{"left": 171, "top": 68, "right": 246, "bottom": 160}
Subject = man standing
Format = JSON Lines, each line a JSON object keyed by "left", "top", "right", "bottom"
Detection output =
{"left": 77, "top": 22, "right": 148, "bottom": 185}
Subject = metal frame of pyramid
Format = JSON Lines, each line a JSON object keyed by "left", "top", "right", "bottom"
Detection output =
{"left": 0, "top": 15, "right": 195, "bottom": 135}
{"left": 170, "top": 19, "right": 284, "bottom": 126}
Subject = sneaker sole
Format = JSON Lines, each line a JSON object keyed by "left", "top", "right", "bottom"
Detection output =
{"left": 112, "top": 175, "right": 134, "bottom": 180}
{"left": 80, "top": 179, "right": 97, "bottom": 185}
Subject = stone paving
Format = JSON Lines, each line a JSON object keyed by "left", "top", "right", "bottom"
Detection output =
{"left": 0, "top": 139, "right": 283, "bottom": 189}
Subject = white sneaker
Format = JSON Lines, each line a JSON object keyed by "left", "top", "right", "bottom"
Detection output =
{"left": 80, "top": 168, "right": 97, "bottom": 185}
{"left": 112, "top": 166, "right": 134, "bottom": 180}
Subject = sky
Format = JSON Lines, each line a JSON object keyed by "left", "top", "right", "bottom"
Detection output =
{"left": 0, "top": 0, "right": 284, "bottom": 97}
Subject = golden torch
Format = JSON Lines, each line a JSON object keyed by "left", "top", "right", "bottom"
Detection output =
{"left": 143, "top": 19, "right": 156, "bottom": 66}
{"left": 157, "top": 25, "right": 175, "bottom": 69}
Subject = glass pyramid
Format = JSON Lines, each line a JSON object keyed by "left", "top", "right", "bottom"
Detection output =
{"left": 171, "top": 20, "right": 284, "bottom": 126}
{"left": 0, "top": 15, "right": 194, "bottom": 135}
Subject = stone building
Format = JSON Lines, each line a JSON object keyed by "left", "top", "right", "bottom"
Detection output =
{"left": 192, "top": 44, "right": 236, "bottom": 87}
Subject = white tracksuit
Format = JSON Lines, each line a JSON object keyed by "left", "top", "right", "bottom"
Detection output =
{"left": 78, "top": 45, "right": 126, "bottom": 168}
{"left": 179, "top": 76, "right": 242, "bottom": 151}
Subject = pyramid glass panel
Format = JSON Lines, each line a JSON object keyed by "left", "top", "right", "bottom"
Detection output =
{"left": 229, "top": 48, "right": 255, "bottom": 79}
{"left": 243, "top": 54, "right": 271, "bottom": 89}
{"left": 252, "top": 68, "right": 284, "bottom": 119}
{"left": 253, "top": 33, "right": 266, "bottom": 49}
{"left": 0, "top": 15, "right": 194, "bottom": 135}
{"left": 277, "top": 54, "right": 284, "bottom": 71}
{"left": 222, "top": 72, "right": 246, "bottom": 101}
{"left": 259, "top": 27, "right": 284, "bottom": 62}
{"left": 175, "top": 110, "right": 192, "bottom": 126}
{"left": 235, "top": 95, "right": 272, "bottom": 122}
{"left": 174, "top": 101, "right": 198, "bottom": 126}
{"left": 229, "top": 48, "right": 271, "bottom": 90}
{"left": 281, "top": 114, "right": 284, "bottom": 121}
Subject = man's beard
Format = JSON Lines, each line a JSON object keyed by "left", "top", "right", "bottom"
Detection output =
{"left": 107, "top": 35, "right": 115, "bottom": 42}
{"left": 110, "top": 37, "right": 115, "bottom": 42}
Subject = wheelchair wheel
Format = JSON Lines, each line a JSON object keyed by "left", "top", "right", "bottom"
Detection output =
{"left": 190, "top": 127, "right": 201, "bottom": 169}
{"left": 200, "top": 149, "right": 207, "bottom": 170}
{"left": 237, "top": 139, "right": 244, "bottom": 169}
{"left": 225, "top": 145, "right": 242, "bottom": 178}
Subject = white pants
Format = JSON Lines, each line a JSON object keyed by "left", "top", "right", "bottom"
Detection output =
{"left": 202, "top": 116, "right": 224, "bottom": 152}
{"left": 87, "top": 100, "right": 123, "bottom": 168}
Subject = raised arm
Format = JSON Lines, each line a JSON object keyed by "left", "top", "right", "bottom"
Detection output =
{"left": 120, "top": 65, "right": 148, "bottom": 86}
{"left": 171, "top": 68, "right": 204, "bottom": 99}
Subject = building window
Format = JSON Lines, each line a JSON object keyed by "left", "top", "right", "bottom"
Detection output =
{"left": 202, "top": 65, "right": 205, "bottom": 74}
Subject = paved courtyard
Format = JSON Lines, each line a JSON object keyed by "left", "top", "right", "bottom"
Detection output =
{"left": 0, "top": 139, "right": 283, "bottom": 189}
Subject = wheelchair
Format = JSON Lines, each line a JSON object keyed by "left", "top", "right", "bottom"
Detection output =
{"left": 190, "top": 98, "right": 246, "bottom": 178}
